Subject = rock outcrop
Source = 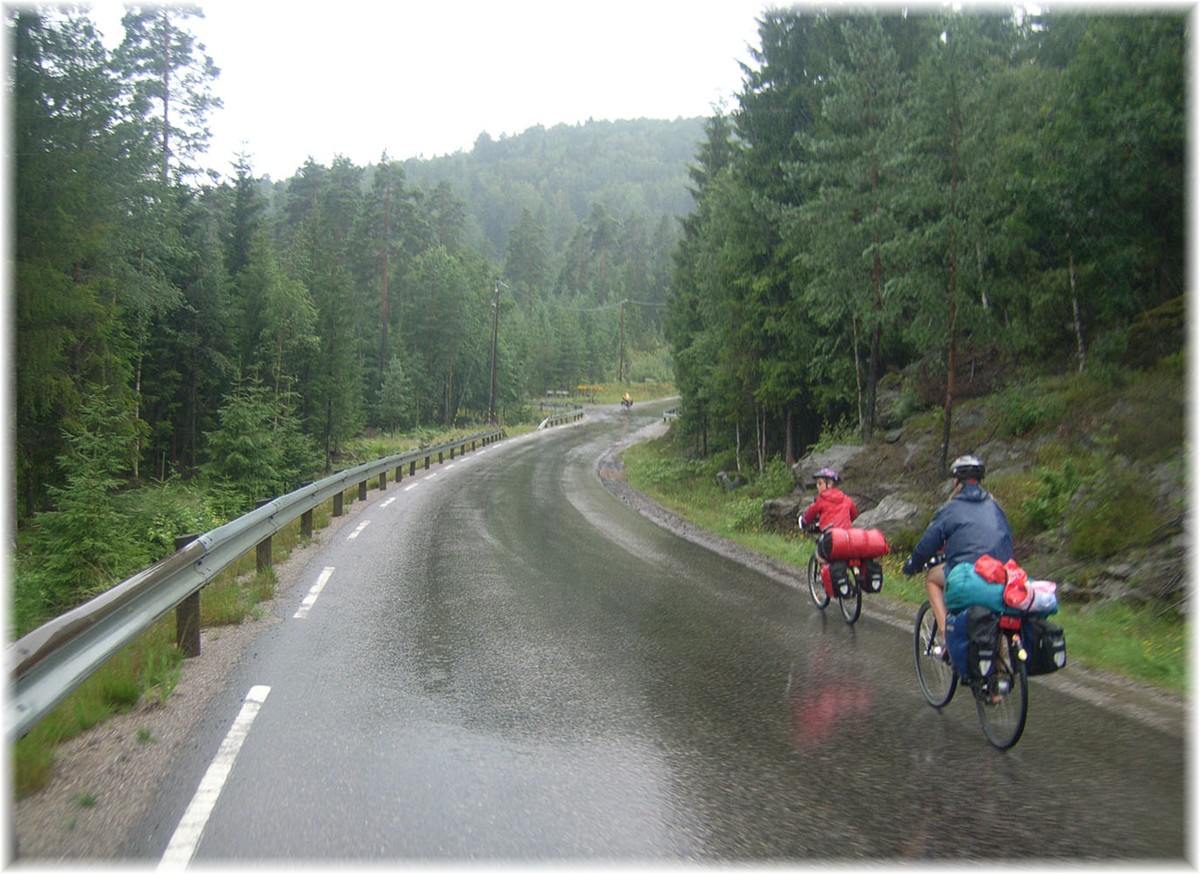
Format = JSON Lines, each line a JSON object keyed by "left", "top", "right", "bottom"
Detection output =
{"left": 760, "top": 394, "right": 1186, "bottom": 609}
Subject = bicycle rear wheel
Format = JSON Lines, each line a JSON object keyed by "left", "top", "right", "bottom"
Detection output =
{"left": 838, "top": 581, "right": 861, "bottom": 624}
{"left": 914, "top": 601, "right": 957, "bottom": 707}
{"left": 975, "top": 632, "right": 1028, "bottom": 750}
{"left": 807, "top": 554, "right": 829, "bottom": 609}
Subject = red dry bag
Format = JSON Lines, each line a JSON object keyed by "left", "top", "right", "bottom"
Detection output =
{"left": 974, "top": 554, "right": 1008, "bottom": 584}
{"left": 820, "top": 527, "right": 890, "bottom": 561}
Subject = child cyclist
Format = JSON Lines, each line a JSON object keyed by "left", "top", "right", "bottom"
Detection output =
{"left": 800, "top": 468, "right": 860, "bottom": 597}
{"left": 800, "top": 467, "right": 859, "bottom": 534}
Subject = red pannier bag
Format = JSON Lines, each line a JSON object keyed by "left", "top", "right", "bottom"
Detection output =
{"left": 819, "top": 564, "right": 835, "bottom": 597}
{"left": 820, "top": 527, "right": 890, "bottom": 561}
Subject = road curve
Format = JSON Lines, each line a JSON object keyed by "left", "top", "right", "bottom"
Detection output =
{"left": 14, "top": 400, "right": 1187, "bottom": 864}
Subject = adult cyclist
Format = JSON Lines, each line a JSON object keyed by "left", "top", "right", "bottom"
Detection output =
{"left": 901, "top": 454, "right": 1014, "bottom": 654}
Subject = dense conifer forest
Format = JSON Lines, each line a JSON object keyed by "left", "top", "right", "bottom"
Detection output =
{"left": 11, "top": 5, "right": 1185, "bottom": 632}
{"left": 668, "top": 10, "right": 1185, "bottom": 471}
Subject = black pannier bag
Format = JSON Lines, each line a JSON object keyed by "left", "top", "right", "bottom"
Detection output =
{"left": 1021, "top": 615, "right": 1067, "bottom": 675}
{"left": 966, "top": 605, "right": 1000, "bottom": 680}
{"left": 829, "top": 560, "right": 852, "bottom": 597}
{"left": 859, "top": 559, "right": 884, "bottom": 593}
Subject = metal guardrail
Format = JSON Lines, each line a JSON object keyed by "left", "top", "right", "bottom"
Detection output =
{"left": 6, "top": 428, "right": 505, "bottom": 742}
{"left": 537, "top": 407, "right": 585, "bottom": 430}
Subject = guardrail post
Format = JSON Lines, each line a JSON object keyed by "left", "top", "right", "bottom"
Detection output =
{"left": 450, "top": 446, "right": 456, "bottom": 460}
{"left": 255, "top": 500, "right": 273, "bottom": 572}
{"left": 333, "top": 491, "right": 344, "bottom": 517}
{"left": 379, "top": 469, "right": 387, "bottom": 490}
{"left": 395, "top": 464, "right": 403, "bottom": 482}
{"left": 301, "top": 508, "right": 313, "bottom": 539}
{"left": 424, "top": 456, "right": 430, "bottom": 470}
{"left": 174, "top": 534, "right": 201, "bottom": 658}
{"left": 410, "top": 460, "right": 416, "bottom": 476}
{"left": 438, "top": 451, "right": 444, "bottom": 464}
{"left": 358, "top": 480, "right": 367, "bottom": 502}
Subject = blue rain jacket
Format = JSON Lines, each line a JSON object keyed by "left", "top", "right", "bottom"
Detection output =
{"left": 907, "top": 483, "right": 1014, "bottom": 573}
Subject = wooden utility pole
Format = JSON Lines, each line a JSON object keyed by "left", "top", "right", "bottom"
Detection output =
{"left": 380, "top": 169, "right": 392, "bottom": 375}
{"left": 488, "top": 280, "right": 503, "bottom": 424}
{"left": 618, "top": 299, "right": 626, "bottom": 382}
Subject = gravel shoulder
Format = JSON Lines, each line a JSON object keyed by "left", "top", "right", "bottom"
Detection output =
{"left": 11, "top": 416, "right": 1186, "bottom": 861}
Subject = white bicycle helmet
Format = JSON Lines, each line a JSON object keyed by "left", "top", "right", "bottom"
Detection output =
{"left": 950, "top": 454, "right": 985, "bottom": 482}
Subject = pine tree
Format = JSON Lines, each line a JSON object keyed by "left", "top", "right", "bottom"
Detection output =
{"left": 113, "top": 3, "right": 221, "bottom": 184}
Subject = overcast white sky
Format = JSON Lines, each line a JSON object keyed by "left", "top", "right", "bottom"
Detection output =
{"left": 88, "top": 0, "right": 771, "bottom": 180}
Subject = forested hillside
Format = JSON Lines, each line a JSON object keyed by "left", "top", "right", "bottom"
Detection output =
{"left": 668, "top": 10, "right": 1186, "bottom": 475}
{"left": 399, "top": 118, "right": 705, "bottom": 260}
{"left": 13, "top": 5, "right": 699, "bottom": 524}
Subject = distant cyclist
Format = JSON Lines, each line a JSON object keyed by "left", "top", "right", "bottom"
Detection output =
{"left": 901, "top": 454, "right": 1014, "bottom": 653}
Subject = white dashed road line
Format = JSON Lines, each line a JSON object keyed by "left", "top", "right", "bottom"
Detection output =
{"left": 293, "top": 566, "right": 335, "bottom": 619}
{"left": 155, "top": 451, "right": 496, "bottom": 867}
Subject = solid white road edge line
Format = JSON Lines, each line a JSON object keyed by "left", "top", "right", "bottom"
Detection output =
{"left": 157, "top": 685, "right": 271, "bottom": 870}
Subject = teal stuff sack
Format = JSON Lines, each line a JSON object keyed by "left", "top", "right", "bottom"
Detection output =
{"left": 945, "top": 563, "right": 1005, "bottom": 614}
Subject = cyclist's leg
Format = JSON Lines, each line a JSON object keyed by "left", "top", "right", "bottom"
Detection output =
{"left": 925, "top": 563, "right": 948, "bottom": 643}
{"left": 814, "top": 540, "right": 832, "bottom": 593}
{"left": 807, "top": 553, "right": 830, "bottom": 607}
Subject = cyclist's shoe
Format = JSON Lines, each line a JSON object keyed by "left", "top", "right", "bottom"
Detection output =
{"left": 980, "top": 676, "right": 1010, "bottom": 705}
{"left": 930, "top": 639, "right": 950, "bottom": 663}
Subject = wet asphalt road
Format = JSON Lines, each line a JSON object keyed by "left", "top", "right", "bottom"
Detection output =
{"left": 133, "top": 401, "right": 1187, "bottom": 863}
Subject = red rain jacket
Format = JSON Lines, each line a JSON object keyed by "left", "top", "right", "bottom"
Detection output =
{"left": 801, "top": 487, "right": 859, "bottom": 532}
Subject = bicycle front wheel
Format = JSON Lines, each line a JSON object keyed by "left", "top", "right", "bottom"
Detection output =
{"left": 838, "top": 582, "right": 862, "bottom": 624}
{"left": 807, "top": 554, "right": 829, "bottom": 609}
{"left": 914, "top": 602, "right": 957, "bottom": 707}
{"left": 975, "top": 633, "right": 1029, "bottom": 750}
